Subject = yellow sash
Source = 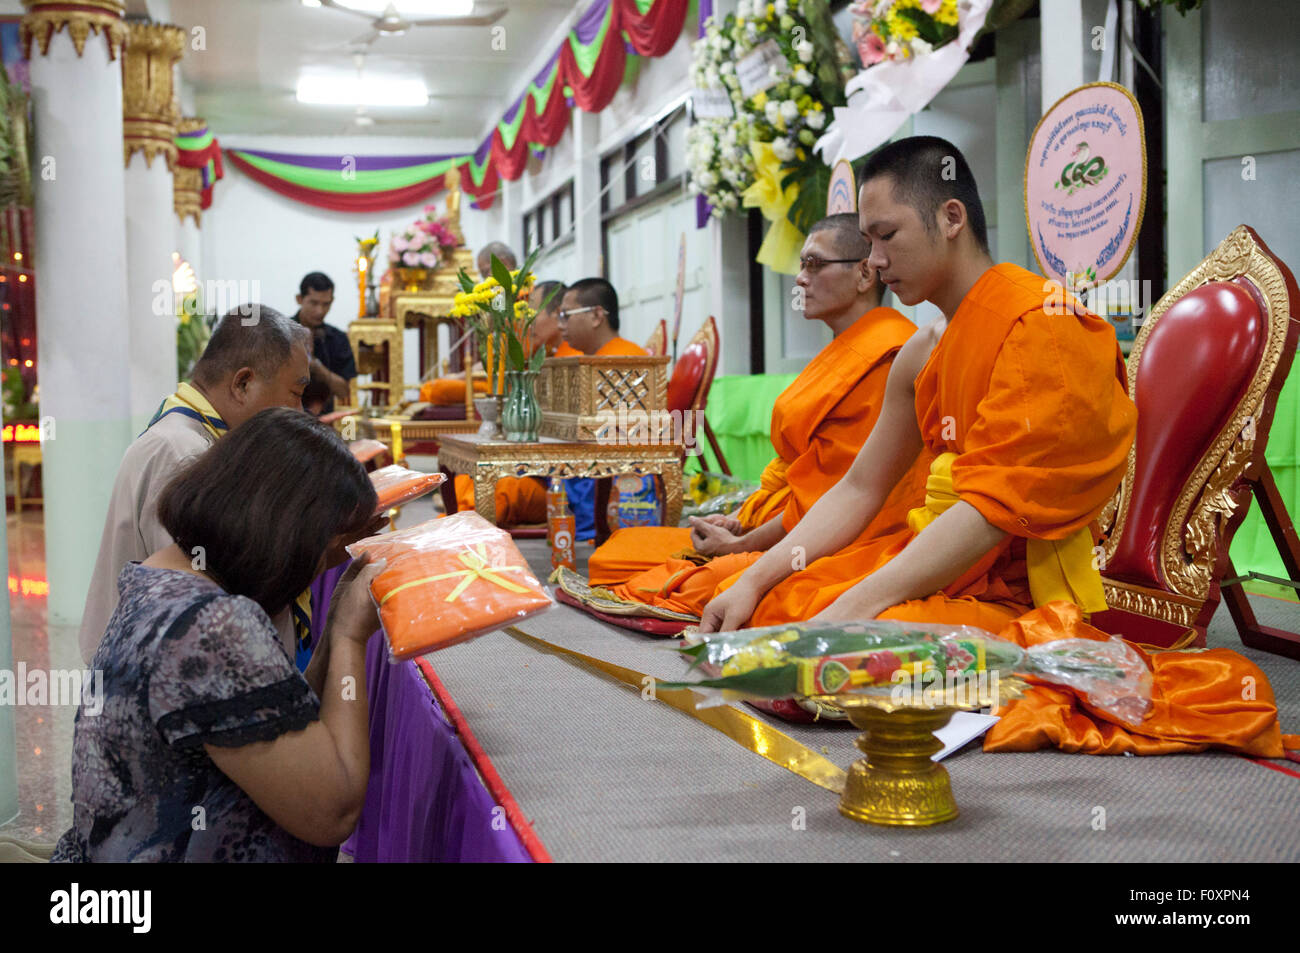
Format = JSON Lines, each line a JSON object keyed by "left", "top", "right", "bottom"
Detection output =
{"left": 146, "top": 381, "right": 228, "bottom": 441}
{"left": 735, "top": 457, "right": 791, "bottom": 530}
{"left": 906, "top": 452, "right": 1107, "bottom": 613}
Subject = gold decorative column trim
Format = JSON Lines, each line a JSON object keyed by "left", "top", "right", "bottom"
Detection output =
{"left": 121, "top": 22, "right": 185, "bottom": 170}
{"left": 174, "top": 116, "right": 205, "bottom": 226}
{"left": 20, "top": 0, "right": 127, "bottom": 61}
{"left": 174, "top": 164, "right": 201, "bottom": 226}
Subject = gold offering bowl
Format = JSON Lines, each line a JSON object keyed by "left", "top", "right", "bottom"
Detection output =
{"left": 810, "top": 678, "right": 1025, "bottom": 828}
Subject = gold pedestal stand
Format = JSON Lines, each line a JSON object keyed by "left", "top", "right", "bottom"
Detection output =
{"left": 817, "top": 678, "right": 1024, "bottom": 828}
{"left": 837, "top": 699, "right": 960, "bottom": 827}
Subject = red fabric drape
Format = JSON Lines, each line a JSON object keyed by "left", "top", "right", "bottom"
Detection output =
{"left": 558, "top": 22, "right": 628, "bottom": 113}
{"left": 618, "top": 0, "right": 689, "bottom": 56}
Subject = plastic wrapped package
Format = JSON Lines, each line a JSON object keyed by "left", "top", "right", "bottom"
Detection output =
{"left": 347, "top": 512, "right": 552, "bottom": 661}
{"left": 369, "top": 464, "right": 446, "bottom": 511}
{"left": 663, "top": 620, "right": 1152, "bottom": 726}
{"left": 682, "top": 471, "right": 758, "bottom": 519}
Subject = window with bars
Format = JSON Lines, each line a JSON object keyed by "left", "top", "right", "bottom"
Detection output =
{"left": 598, "top": 102, "right": 687, "bottom": 220}
{"left": 522, "top": 180, "right": 575, "bottom": 256}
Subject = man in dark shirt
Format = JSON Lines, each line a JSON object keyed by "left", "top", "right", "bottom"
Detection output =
{"left": 292, "top": 272, "right": 356, "bottom": 415}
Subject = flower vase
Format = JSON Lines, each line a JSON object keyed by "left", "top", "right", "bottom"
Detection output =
{"left": 502, "top": 370, "right": 541, "bottom": 443}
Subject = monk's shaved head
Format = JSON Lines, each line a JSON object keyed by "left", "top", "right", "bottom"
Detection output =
{"left": 859, "top": 136, "right": 989, "bottom": 253}
{"left": 808, "top": 213, "right": 871, "bottom": 260}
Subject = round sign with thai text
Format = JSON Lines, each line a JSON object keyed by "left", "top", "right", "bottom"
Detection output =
{"left": 1024, "top": 82, "right": 1146, "bottom": 290}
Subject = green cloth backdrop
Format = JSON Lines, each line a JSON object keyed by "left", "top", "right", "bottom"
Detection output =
{"left": 1229, "top": 367, "right": 1300, "bottom": 591}
{"left": 695, "top": 374, "right": 797, "bottom": 481}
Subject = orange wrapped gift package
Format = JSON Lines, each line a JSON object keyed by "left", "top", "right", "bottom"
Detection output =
{"left": 347, "top": 512, "right": 552, "bottom": 661}
{"left": 369, "top": 465, "right": 446, "bottom": 512}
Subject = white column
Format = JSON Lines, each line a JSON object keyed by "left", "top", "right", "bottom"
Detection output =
{"left": 573, "top": 110, "right": 603, "bottom": 276}
{"left": 25, "top": 6, "right": 133, "bottom": 628}
{"left": 1040, "top": 0, "right": 1086, "bottom": 109}
{"left": 176, "top": 215, "right": 201, "bottom": 279}
{"left": 125, "top": 153, "right": 179, "bottom": 430}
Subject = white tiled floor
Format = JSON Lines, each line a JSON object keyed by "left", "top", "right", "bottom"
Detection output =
{"left": 2, "top": 510, "right": 78, "bottom": 845}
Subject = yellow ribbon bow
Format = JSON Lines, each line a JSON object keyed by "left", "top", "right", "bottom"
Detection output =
{"left": 906, "top": 452, "right": 1108, "bottom": 614}
{"left": 380, "top": 544, "right": 531, "bottom": 605}
{"left": 741, "top": 140, "right": 806, "bottom": 276}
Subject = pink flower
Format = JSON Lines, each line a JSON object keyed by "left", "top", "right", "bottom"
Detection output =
{"left": 391, "top": 235, "right": 407, "bottom": 252}
{"left": 858, "top": 31, "right": 886, "bottom": 65}
{"left": 921, "top": 0, "right": 942, "bottom": 12}
{"left": 402, "top": 251, "right": 420, "bottom": 266}
{"left": 389, "top": 249, "right": 400, "bottom": 263}
{"left": 419, "top": 251, "right": 439, "bottom": 268}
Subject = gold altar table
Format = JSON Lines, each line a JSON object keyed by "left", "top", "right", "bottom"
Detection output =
{"left": 434, "top": 432, "right": 684, "bottom": 545}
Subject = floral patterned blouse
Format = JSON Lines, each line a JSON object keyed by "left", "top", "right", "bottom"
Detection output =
{"left": 52, "top": 563, "right": 336, "bottom": 863}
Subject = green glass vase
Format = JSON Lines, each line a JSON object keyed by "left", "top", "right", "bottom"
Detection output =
{"left": 502, "top": 369, "right": 541, "bottom": 442}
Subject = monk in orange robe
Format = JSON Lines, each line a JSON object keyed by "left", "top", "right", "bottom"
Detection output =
{"left": 557, "top": 278, "right": 648, "bottom": 358}
{"left": 700, "top": 135, "right": 1294, "bottom": 758}
{"left": 587, "top": 214, "right": 925, "bottom": 617}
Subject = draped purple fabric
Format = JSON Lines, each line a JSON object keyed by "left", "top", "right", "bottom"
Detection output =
{"left": 312, "top": 565, "right": 532, "bottom": 863}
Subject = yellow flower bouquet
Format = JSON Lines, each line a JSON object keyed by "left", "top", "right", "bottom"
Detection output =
{"left": 453, "top": 246, "right": 560, "bottom": 397}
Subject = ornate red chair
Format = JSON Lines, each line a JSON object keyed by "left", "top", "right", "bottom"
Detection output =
{"left": 643, "top": 319, "right": 668, "bottom": 357}
{"left": 1093, "top": 225, "right": 1300, "bottom": 658}
{"left": 666, "top": 315, "right": 729, "bottom": 474}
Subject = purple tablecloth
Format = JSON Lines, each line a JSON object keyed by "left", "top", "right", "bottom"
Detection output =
{"left": 312, "top": 563, "right": 533, "bottom": 862}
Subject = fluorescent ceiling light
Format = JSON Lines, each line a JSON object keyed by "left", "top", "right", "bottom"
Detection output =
{"left": 301, "top": 0, "right": 322, "bottom": 8}
{"left": 296, "top": 73, "right": 429, "bottom": 107}
{"left": 330, "top": 1, "right": 476, "bottom": 15}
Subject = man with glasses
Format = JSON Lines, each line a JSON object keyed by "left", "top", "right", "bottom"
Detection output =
{"left": 557, "top": 278, "right": 648, "bottom": 357}
{"left": 583, "top": 214, "right": 928, "bottom": 618}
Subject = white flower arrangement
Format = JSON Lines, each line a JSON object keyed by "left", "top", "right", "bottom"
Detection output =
{"left": 687, "top": 3, "right": 849, "bottom": 221}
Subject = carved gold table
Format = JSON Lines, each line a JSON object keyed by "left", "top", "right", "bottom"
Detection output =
{"left": 435, "top": 432, "right": 683, "bottom": 545}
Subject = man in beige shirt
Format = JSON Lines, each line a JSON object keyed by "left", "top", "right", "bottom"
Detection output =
{"left": 79, "top": 306, "right": 312, "bottom": 663}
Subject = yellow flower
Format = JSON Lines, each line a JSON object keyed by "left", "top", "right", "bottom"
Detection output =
{"left": 936, "top": 0, "right": 959, "bottom": 26}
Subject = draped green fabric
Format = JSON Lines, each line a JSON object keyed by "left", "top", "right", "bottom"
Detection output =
{"left": 176, "top": 129, "right": 214, "bottom": 152}
{"left": 1229, "top": 366, "right": 1300, "bottom": 600}
{"left": 230, "top": 151, "right": 457, "bottom": 193}
{"left": 568, "top": 3, "right": 615, "bottom": 76}
{"left": 498, "top": 66, "right": 561, "bottom": 151}
{"left": 695, "top": 374, "right": 799, "bottom": 481}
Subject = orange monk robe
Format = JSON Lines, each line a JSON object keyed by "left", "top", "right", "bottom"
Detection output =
{"left": 594, "top": 308, "right": 927, "bottom": 615}
{"left": 983, "top": 602, "right": 1298, "bottom": 758}
{"left": 554, "top": 341, "right": 582, "bottom": 357}
{"left": 594, "top": 336, "right": 648, "bottom": 357}
{"left": 590, "top": 307, "right": 918, "bottom": 586}
{"left": 749, "top": 263, "right": 1137, "bottom": 628}
{"left": 453, "top": 474, "right": 548, "bottom": 524}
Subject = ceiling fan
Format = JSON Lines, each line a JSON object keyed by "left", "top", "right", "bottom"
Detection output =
{"left": 312, "top": 0, "right": 508, "bottom": 47}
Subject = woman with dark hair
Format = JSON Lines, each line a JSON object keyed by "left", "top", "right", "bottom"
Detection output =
{"left": 53, "top": 408, "right": 384, "bottom": 862}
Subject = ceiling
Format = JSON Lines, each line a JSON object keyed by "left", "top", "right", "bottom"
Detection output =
{"left": 169, "top": 0, "right": 580, "bottom": 142}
